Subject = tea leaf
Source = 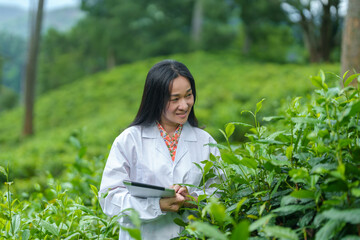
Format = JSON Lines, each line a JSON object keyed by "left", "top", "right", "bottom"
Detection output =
{"left": 225, "top": 123, "right": 235, "bottom": 138}
{"left": 22, "top": 229, "right": 30, "bottom": 240}
{"left": 121, "top": 227, "right": 142, "bottom": 240}
{"left": 231, "top": 220, "right": 249, "bottom": 240}
{"left": 310, "top": 75, "right": 323, "bottom": 89}
{"left": 39, "top": 220, "right": 59, "bottom": 236}
{"left": 315, "top": 220, "right": 345, "bottom": 240}
{"left": 221, "top": 153, "right": 241, "bottom": 165}
{"left": 240, "top": 158, "right": 257, "bottom": 169}
{"left": 262, "top": 116, "right": 285, "bottom": 122}
{"left": 272, "top": 204, "right": 315, "bottom": 216}
{"left": 322, "top": 208, "right": 360, "bottom": 224}
{"left": 203, "top": 161, "right": 213, "bottom": 175}
{"left": 249, "top": 214, "right": 276, "bottom": 231}
{"left": 290, "top": 189, "right": 315, "bottom": 199}
{"left": 255, "top": 98, "right": 265, "bottom": 114}
{"left": 263, "top": 225, "right": 299, "bottom": 240}
{"left": 0, "top": 166, "right": 7, "bottom": 178}
{"left": 348, "top": 100, "right": 360, "bottom": 117}
{"left": 174, "top": 218, "right": 188, "bottom": 227}
{"left": 344, "top": 73, "right": 360, "bottom": 87}
{"left": 189, "top": 222, "right": 227, "bottom": 240}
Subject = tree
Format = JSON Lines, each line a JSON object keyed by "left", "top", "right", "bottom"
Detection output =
{"left": 191, "top": 0, "right": 204, "bottom": 45}
{"left": 23, "top": 0, "right": 45, "bottom": 136}
{"left": 234, "top": 0, "right": 294, "bottom": 62}
{"left": 341, "top": 0, "right": 360, "bottom": 86}
{"left": 282, "top": 0, "right": 342, "bottom": 62}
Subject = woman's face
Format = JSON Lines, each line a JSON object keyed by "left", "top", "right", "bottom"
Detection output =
{"left": 160, "top": 75, "right": 194, "bottom": 131}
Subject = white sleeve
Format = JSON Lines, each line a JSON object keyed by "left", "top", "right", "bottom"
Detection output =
{"left": 98, "top": 130, "right": 165, "bottom": 221}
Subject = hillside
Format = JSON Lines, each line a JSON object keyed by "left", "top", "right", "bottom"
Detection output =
{"left": 0, "top": 5, "right": 85, "bottom": 37}
{"left": 0, "top": 52, "right": 339, "bottom": 189}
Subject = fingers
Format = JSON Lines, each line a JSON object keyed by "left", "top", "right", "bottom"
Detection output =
{"left": 159, "top": 193, "right": 185, "bottom": 212}
{"left": 177, "top": 186, "right": 189, "bottom": 196}
{"left": 172, "top": 184, "right": 182, "bottom": 192}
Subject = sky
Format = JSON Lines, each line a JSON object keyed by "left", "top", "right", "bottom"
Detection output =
{"left": 0, "top": 0, "right": 79, "bottom": 10}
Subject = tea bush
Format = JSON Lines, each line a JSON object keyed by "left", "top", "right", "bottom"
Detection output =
{"left": 176, "top": 72, "right": 360, "bottom": 239}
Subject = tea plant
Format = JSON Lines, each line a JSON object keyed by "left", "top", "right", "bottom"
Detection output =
{"left": 0, "top": 134, "right": 123, "bottom": 239}
{"left": 177, "top": 72, "right": 360, "bottom": 240}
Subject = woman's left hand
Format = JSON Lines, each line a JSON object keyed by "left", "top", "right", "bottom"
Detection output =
{"left": 172, "top": 184, "right": 197, "bottom": 208}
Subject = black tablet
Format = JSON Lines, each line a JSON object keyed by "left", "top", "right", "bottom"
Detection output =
{"left": 123, "top": 180, "right": 175, "bottom": 198}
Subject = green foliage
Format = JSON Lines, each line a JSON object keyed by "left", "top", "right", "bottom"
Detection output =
{"left": 0, "top": 52, "right": 339, "bottom": 191}
{"left": 176, "top": 72, "right": 360, "bottom": 239}
{"left": 0, "top": 86, "right": 18, "bottom": 112}
{"left": 0, "top": 135, "right": 143, "bottom": 239}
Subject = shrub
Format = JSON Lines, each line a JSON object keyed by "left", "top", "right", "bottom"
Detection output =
{"left": 177, "top": 72, "right": 360, "bottom": 239}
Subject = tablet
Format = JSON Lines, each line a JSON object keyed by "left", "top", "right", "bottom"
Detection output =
{"left": 123, "top": 180, "right": 175, "bottom": 198}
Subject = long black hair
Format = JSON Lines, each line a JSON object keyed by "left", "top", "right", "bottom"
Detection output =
{"left": 130, "top": 59, "right": 198, "bottom": 127}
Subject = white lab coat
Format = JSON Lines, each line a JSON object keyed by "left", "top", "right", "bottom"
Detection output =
{"left": 99, "top": 122, "right": 220, "bottom": 240}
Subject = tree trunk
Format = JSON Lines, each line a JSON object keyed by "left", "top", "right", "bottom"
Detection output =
{"left": 320, "top": 1, "right": 332, "bottom": 62}
{"left": 107, "top": 48, "right": 116, "bottom": 70}
{"left": 191, "top": 0, "right": 204, "bottom": 45}
{"left": 23, "top": 0, "right": 45, "bottom": 136}
{"left": 300, "top": 14, "right": 321, "bottom": 63}
{"left": 341, "top": 0, "right": 360, "bottom": 87}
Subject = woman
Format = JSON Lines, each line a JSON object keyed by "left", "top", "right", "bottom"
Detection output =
{"left": 99, "top": 59, "right": 220, "bottom": 239}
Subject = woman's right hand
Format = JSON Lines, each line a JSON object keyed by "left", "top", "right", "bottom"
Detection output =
{"left": 159, "top": 193, "right": 185, "bottom": 212}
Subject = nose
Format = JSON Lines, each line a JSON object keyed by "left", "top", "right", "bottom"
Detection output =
{"left": 178, "top": 98, "right": 188, "bottom": 111}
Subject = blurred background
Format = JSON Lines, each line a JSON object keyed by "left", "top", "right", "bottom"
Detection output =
{"left": 0, "top": 0, "right": 358, "bottom": 189}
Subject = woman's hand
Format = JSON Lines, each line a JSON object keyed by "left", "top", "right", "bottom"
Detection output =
{"left": 159, "top": 193, "right": 185, "bottom": 212}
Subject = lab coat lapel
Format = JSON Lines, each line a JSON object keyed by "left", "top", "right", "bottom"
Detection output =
{"left": 174, "top": 123, "right": 197, "bottom": 165}
{"left": 142, "top": 123, "right": 171, "bottom": 160}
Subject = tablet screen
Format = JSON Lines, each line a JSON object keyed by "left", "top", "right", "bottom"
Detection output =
{"left": 123, "top": 180, "right": 175, "bottom": 198}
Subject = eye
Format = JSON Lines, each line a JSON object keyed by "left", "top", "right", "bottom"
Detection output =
{"left": 170, "top": 98, "right": 179, "bottom": 102}
{"left": 186, "top": 93, "right": 193, "bottom": 98}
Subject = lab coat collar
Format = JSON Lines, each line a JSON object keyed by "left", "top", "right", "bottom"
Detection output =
{"left": 142, "top": 122, "right": 197, "bottom": 164}
{"left": 142, "top": 122, "right": 197, "bottom": 142}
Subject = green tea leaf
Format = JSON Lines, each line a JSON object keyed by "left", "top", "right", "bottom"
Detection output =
{"left": 225, "top": 123, "right": 235, "bottom": 138}
{"left": 174, "top": 218, "right": 188, "bottom": 227}
{"left": 64, "top": 233, "right": 81, "bottom": 240}
{"left": 0, "top": 166, "right": 7, "bottom": 178}
{"left": 121, "top": 227, "right": 142, "bottom": 240}
{"left": 240, "top": 158, "right": 257, "bottom": 169}
{"left": 262, "top": 116, "right": 285, "bottom": 122}
{"left": 322, "top": 208, "right": 360, "bottom": 224}
{"left": 286, "top": 145, "right": 293, "bottom": 161}
{"left": 249, "top": 214, "right": 275, "bottom": 231}
{"left": 349, "top": 100, "right": 360, "bottom": 117}
{"left": 231, "top": 121, "right": 253, "bottom": 128}
{"left": 221, "top": 152, "right": 241, "bottom": 165}
{"left": 39, "top": 220, "right": 59, "bottom": 236}
{"left": 22, "top": 229, "right": 30, "bottom": 240}
{"left": 231, "top": 220, "right": 249, "bottom": 240}
{"left": 263, "top": 225, "right": 299, "bottom": 240}
{"left": 189, "top": 222, "right": 227, "bottom": 240}
{"left": 203, "top": 161, "right": 213, "bottom": 175}
{"left": 12, "top": 214, "right": 21, "bottom": 234}
{"left": 344, "top": 73, "right": 360, "bottom": 87}
{"left": 310, "top": 75, "right": 323, "bottom": 89}
{"left": 341, "top": 235, "right": 360, "bottom": 240}
{"left": 256, "top": 98, "right": 265, "bottom": 114}
{"left": 315, "top": 220, "right": 345, "bottom": 240}
{"left": 290, "top": 189, "right": 315, "bottom": 199}
{"left": 272, "top": 204, "right": 315, "bottom": 216}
